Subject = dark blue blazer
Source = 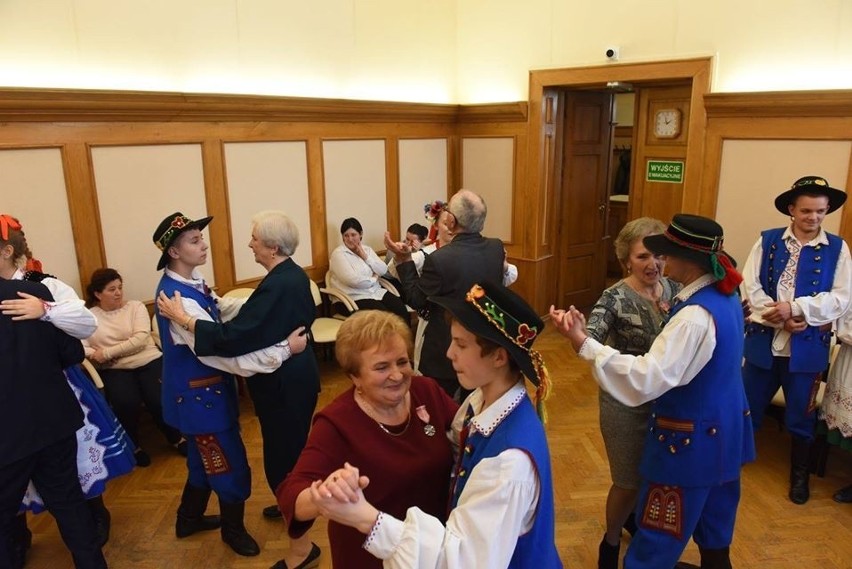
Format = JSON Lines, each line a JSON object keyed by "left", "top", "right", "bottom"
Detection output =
{"left": 0, "top": 279, "right": 84, "bottom": 467}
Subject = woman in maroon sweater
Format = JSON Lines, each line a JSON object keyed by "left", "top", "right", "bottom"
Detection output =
{"left": 276, "top": 310, "right": 458, "bottom": 569}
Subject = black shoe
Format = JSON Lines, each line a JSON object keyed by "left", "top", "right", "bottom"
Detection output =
{"left": 623, "top": 512, "right": 638, "bottom": 537}
{"left": 834, "top": 484, "right": 852, "bottom": 503}
{"left": 598, "top": 535, "right": 619, "bottom": 569}
{"left": 93, "top": 507, "right": 111, "bottom": 547}
{"left": 176, "top": 514, "right": 221, "bottom": 538}
{"left": 789, "top": 437, "right": 811, "bottom": 505}
{"left": 262, "top": 504, "right": 283, "bottom": 519}
{"left": 269, "top": 543, "right": 321, "bottom": 569}
{"left": 134, "top": 449, "right": 152, "bottom": 467}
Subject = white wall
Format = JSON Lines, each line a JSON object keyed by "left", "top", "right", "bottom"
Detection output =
{"left": 0, "top": 1, "right": 849, "bottom": 103}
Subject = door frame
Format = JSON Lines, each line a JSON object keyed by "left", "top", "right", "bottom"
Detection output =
{"left": 523, "top": 57, "right": 712, "bottom": 310}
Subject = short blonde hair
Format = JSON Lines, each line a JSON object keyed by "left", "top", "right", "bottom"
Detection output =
{"left": 335, "top": 311, "right": 413, "bottom": 376}
{"left": 251, "top": 210, "right": 299, "bottom": 257}
{"left": 613, "top": 217, "right": 666, "bottom": 266}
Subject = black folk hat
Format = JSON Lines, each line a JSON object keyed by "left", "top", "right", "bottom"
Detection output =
{"left": 643, "top": 213, "right": 742, "bottom": 294}
{"left": 774, "top": 175, "right": 847, "bottom": 215}
{"left": 430, "top": 282, "right": 552, "bottom": 419}
{"left": 152, "top": 212, "right": 212, "bottom": 270}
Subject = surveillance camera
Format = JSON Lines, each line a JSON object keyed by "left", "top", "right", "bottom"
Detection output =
{"left": 605, "top": 46, "right": 619, "bottom": 61}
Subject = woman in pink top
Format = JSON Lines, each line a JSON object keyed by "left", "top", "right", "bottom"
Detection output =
{"left": 84, "top": 268, "right": 185, "bottom": 466}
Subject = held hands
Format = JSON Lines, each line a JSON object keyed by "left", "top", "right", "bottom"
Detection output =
{"left": 308, "top": 462, "right": 377, "bottom": 534}
{"left": 783, "top": 317, "right": 808, "bottom": 334}
{"left": 287, "top": 326, "right": 308, "bottom": 354}
{"left": 89, "top": 347, "right": 111, "bottom": 365}
{"left": 549, "top": 305, "right": 589, "bottom": 353}
{"left": 383, "top": 232, "right": 412, "bottom": 263}
{"left": 0, "top": 292, "right": 47, "bottom": 320}
{"left": 763, "top": 300, "right": 792, "bottom": 324}
{"left": 156, "top": 290, "right": 187, "bottom": 322}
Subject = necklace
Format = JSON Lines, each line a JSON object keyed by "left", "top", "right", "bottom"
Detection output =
{"left": 355, "top": 392, "right": 412, "bottom": 437}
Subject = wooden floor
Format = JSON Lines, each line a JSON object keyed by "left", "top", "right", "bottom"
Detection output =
{"left": 25, "top": 323, "right": 852, "bottom": 568}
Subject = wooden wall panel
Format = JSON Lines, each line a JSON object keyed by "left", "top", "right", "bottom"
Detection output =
{"left": 223, "top": 141, "right": 313, "bottom": 281}
{"left": 90, "top": 144, "right": 211, "bottom": 303}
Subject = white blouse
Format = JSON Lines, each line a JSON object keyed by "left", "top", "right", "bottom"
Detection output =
{"left": 328, "top": 244, "right": 389, "bottom": 301}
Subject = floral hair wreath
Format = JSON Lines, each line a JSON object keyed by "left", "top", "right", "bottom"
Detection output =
{"left": 423, "top": 200, "right": 446, "bottom": 225}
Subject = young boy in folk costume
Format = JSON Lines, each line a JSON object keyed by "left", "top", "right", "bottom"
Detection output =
{"left": 309, "top": 281, "right": 562, "bottom": 568}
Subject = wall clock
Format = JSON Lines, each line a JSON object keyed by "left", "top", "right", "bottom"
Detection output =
{"left": 653, "top": 108, "right": 682, "bottom": 139}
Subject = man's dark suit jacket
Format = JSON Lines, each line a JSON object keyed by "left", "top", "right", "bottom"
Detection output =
{"left": 397, "top": 232, "right": 504, "bottom": 384}
{"left": 0, "top": 279, "right": 84, "bottom": 467}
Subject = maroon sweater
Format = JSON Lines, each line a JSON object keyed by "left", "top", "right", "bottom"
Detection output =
{"left": 277, "top": 376, "right": 458, "bottom": 569}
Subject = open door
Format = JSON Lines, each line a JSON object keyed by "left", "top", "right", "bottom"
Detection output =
{"left": 556, "top": 91, "right": 614, "bottom": 309}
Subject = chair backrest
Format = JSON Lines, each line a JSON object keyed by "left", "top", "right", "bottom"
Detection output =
{"left": 309, "top": 279, "right": 322, "bottom": 306}
{"left": 151, "top": 314, "right": 161, "bottom": 348}
{"left": 223, "top": 287, "right": 254, "bottom": 299}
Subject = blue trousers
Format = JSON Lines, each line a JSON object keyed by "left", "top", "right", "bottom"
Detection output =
{"left": 625, "top": 479, "right": 740, "bottom": 569}
{"left": 185, "top": 425, "right": 251, "bottom": 504}
{"left": 743, "top": 358, "right": 820, "bottom": 440}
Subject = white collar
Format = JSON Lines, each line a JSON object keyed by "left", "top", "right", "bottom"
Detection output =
{"left": 164, "top": 268, "right": 207, "bottom": 292}
{"left": 466, "top": 380, "right": 527, "bottom": 438}
{"left": 782, "top": 225, "right": 829, "bottom": 247}
{"left": 674, "top": 273, "right": 716, "bottom": 303}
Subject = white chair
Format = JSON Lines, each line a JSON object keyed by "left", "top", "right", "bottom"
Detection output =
{"left": 310, "top": 280, "right": 357, "bottom": 360}
{"left": 223, "top": 287, "right": 255, "bottom": 300}
{"left": 151, "top": 314, "right": 161, "bottom": 349}
{"left": 324, "top": 271, "right": 360, "bottom": 320}
{"left": 80, "top": 358, "right": 105, "bottom": 389}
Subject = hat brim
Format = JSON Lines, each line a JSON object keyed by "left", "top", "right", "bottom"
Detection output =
{"left": 643, "top": 233, "right": 738, "bottom": 273}
{"left": 428, "top": 295, "right": 539, "bottom": 386}
{"left": 156, "top": 216, "right": 213, "bottom": 270}
{"left": 774, "top": 186, "right": 847, "bottom": 215}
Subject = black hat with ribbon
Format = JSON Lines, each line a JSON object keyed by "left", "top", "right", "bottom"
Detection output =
{"left": 643, "top": 214, "right": 742, "bottom": 294}
{"left": 429, "top": 281, "right": 552, "bottom": 421}
{"left": 152, "top": 212, "right": 212, "bottom": 270}
{"left": 774, "top": 175, "right": 846, "bottom": 215}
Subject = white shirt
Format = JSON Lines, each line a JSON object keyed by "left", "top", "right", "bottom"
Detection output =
{"left": 12, "top": 268, "right": 97, "bottom": 339}
{"left": 387, "top": 250, "right": 426, "bottom": 279}
{"left": 741, "top": 226, "right": 852, "bottom": 356}
{"left": 578, "top": 274, "right": 718, "bottom": 407}
{"left": 364, "top": 381, "right": 539, "bottom": 569}
{"left": 163, "top": 268, "right": 289, "bottom": 376}
{"left": 328, "top": 244, "right": 389, "bottom": 301}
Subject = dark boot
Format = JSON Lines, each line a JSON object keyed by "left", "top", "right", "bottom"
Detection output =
{"left": 219, "top": 501, "right": 259, "bottom": 557}
{"left": 790, "top": 437, "right": 812, "bottom": 504}
{"left": 697, "top": 546, "right": 732, "bottom": 569}
{"left": 10, "top": 513, "right": 32, "bottom": 569}
{"left": 175, "top": 483, "right": 221, "bottom": 538}
{"left": 597, "top": 535, "right": 619, "bottom": 569}
{"left": 623, "top": 511, "right": 638, "bottom": 537}
{"left": 87, "top": 495, "right": 111, "bottom": 547}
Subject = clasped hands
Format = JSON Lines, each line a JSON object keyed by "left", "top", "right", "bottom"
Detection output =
{"left": 309, "top": 462, "right": 378, "bottom": 534}
{"left": 548, "top": 305, "right": 589, "bottom": 353}
{"left": 762, "top": 300, "right": 808, "bottom": 334}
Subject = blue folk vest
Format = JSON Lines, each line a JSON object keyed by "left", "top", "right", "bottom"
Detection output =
{"left": 642, "top": 285, "right": 756, "bottom": 487}
{"left": 452, "top": 395, "right": 561, "bottom": 568}
{"left": 743, "top": 228, "right": 841, "bottom": 372}
{"left": 155, "top": 274, "right": 240, "bottom": 435}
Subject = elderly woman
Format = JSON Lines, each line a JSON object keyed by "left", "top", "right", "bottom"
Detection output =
{"left": 158, "top": 210, "right": 320, "bottom": 563}
{"left": 587, "top": 217, "right": 681, "bottom": 569}
{"left": 276, "top": 310, "right": 458, "bottom": 569}
{"left": 328, "top": 217, "right": 409, "bottom": 321}
{"left": 0, "top": 214, "right": 135, "bottom": 558}
{"left": 84, "top": 267, "right": 185, "bottom": 466}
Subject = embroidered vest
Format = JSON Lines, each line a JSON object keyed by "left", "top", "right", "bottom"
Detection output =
{"left": 451, "top": 395, "right": 561, "bottom": 568}
{"left": 743, "top": 228, "right": 841, "bottom": 372}
{"left": 156, "top": 275, "right": 239, "bottom": 435}
{"left": 642, "top": 286, "right": 756, "bottom": 487}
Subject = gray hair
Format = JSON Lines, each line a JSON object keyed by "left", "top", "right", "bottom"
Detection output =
{"left": 448, "top": 189, "right": 487, "bottom": 233}
{"left": 613, "top": 217, "right": 666, "bottom": 265}
{"left": 251, "top": 210, "right": 299, "bottom": 257}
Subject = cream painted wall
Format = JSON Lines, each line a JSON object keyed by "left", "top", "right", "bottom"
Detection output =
{"left": 462, "top": 138, "right": 514, "bottom": 242}
{"left": 0, "top": 1, "right": 850, "bottom": 103}
{"left": 715, "top": 140, "right": 851, "bottom": 269}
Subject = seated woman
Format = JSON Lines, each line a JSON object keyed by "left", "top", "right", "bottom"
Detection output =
{"left": 328, "top": 217, "right": 409, "bottom": 322}
{"left": 84, "top": 267, "right": 185, "bottom": 466}
{"left": 309, "top": 282, "right": 562, "bottom": 568}
{"left": 276, "top": 310, "right": 458, "bottom": 569}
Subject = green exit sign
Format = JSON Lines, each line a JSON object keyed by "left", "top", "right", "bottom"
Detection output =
{"left": 646, "top": 160, "right": 684, "bottom": 183}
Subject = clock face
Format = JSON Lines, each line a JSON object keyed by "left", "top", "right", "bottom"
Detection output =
{"left": 654, "top": 109, "right": 681, "bottom": 139}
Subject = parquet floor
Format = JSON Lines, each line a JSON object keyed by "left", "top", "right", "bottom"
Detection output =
{"left": 24, "top": 323, "right": 852, "bottom": 568}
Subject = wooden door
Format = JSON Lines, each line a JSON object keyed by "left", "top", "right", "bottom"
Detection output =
{"left": 557, "top": 91, "right": 614, "bottom": 309}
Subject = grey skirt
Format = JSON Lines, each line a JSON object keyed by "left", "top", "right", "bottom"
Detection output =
{"left": 599, "top": 387, "right": 653, "bottom": 490}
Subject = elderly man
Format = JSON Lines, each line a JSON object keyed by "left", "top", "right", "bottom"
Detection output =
{"left": 385, "top": 189, "right": 504, "bottom": 398}
{"left": 741, "top": 175, "right": 851, "bottom": 505}
{"left": 551, "top": 214, "right": 755, "bottom": 569}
